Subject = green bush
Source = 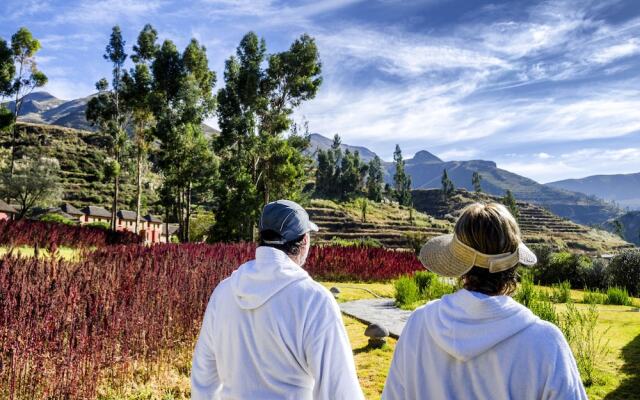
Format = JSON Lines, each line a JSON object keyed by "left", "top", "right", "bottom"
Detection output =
{"left": 413, "top": 270, "right": 436, "bottom": 295}
{"left": 583, "top": 259, "right": 607, "bottom": 290}
{"left": 515, "top": 272, "right": 537, "bottom": 307}
{"left": 85, "top": 221, "right": 110, "bottom": 230}
{"left": 605, "top": 287, "right": 632, "bottom": 306}
{"left": 394, "top": 275, "right": 420, "bottom": 307}
{"left": 606, "top": 250, "right": 640, "bottom": 296}
{"left": 426, "top": 278, "right": 456, "bottom": 300}
{"left": 583, "top": 289, "right": 607, "bottom": 305}
{"left": 560, "top": 303, "right": 609, "bottom": 386}
{"left": 550, "top": 281, "right": 572, "bottom": 303}
{"left": 529, "top": 298, "right": 559, "bottom": 325}
{"left": 531, "top": 249, "right": 596, "bottom": 289}
{"left": 39, "top": 213, "right": 76, "bottom": 226}
{"left": 327, "top": 236, "right": 383, "bottom": 248}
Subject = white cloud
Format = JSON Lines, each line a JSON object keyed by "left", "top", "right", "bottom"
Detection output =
{"left": 499, "top": 147, "right": 640, "bottom": 183}
{"left": 536, "top": 152, "right": 552, "bottom": 159}
{"left": 53, "top": 0, "right": 164, "bottom": 25}
{"left": 437, "top": 148, "right": 480, "bottom": 161}
{"left": 591, "top": 38, "right": 640, "bottom": 64}
{"left": 42, "top": 79, "right": 95, "bottom": 100}
{"left": 317, "top": 27, "right": 510, "bottom": 77}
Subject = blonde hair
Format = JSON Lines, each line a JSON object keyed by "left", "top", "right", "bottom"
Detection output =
{"left": 455, "top": 202, "right": 521, "bottom": 255}
{"left": 455, "top": 202, "right": 522, "bottom": 295}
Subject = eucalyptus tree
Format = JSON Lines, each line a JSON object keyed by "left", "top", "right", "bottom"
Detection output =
{"left": 441, "top": 169, "right": 455, "bottom": 201}
{"left": 367, "top": 155, "right": 384, "bottom": 202}
{"left": 211, "top": 32, "right": 321, "bottom": 242}
{"left": 0, "top": 38, "right": 15, "bottom": 132}
{"left": 393, "top": 144, "right": 412, "bottom": 206}
{"left": 472, "top": 171, "right": 482, "bottom": 193}
{"left": 123, "top": 24, "right": 159, "bottom": 233}
{"left": 86, "top": 25, "right": 129, "bottom": 230}
{"left": 7, "top": 28, "right": 47, "bottom": 176}
{"left": 151, "top": 37, "right": 217, "bottom": 242}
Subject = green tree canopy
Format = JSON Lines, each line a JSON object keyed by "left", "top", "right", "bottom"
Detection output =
{"left": 393, "top": 145, "right": 412, "bottom": 205}
{"left": 210, "top": 32, "right": 320, "bottom": 242}
{"left": 367, "top": 155, "right": 384, "bottom": 202}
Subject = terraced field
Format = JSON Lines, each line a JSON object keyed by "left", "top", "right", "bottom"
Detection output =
{"left": 306, "top": 199, "right": 451, "bottom": 250}
{"left": 309, "top": 192, "right": 633, "bottom": 254}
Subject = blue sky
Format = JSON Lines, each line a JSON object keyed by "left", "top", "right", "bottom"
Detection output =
{"left": 1, "top": 0, "right": 639, "bottom": 183}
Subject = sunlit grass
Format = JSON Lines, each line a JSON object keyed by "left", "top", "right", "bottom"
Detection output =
{"left": 0, "top": 245, "right": 82, "bottom": 261}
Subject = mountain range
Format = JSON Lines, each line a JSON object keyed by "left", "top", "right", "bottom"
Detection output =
{"left": 308, "top": 134, "right": 621, "bottom": 226}
{"left": 2, "top": 91, "right": 220, "bottom": 136}
{"left": 548, "top": 173, "right": 640, "bottom": 211}
{"left": 4, "top": 92, "right": 631, "bottom": 227}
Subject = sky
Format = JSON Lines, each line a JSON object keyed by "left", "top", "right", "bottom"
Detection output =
{"left": 1, "top": 0, "right": 639, "bottom": 183}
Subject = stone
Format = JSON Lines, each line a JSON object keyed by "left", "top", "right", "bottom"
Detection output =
{"left": 365, "top": 323, "right": 389, "bottom": 348}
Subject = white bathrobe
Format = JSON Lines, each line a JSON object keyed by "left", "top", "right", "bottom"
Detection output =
{"left": 383, "top": 289, "right": 587, "bottom": 400}
{"left": 191, "top": 246, "right": 364, "bottom": 400}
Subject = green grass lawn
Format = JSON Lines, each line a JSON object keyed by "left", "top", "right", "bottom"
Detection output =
{"left": 326, "top": 281, "right": 640, "bottom": 400}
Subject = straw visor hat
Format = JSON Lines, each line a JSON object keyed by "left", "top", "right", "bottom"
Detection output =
{"left": 419, "top": 233, "right": 537, "bottom": 277}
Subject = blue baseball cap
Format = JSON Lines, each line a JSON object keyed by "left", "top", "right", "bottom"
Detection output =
{"left": 259, "top": 200, "right": 319, "bottom": 244}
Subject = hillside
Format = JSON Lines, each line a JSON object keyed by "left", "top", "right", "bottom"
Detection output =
{"left": 306, "top": 198, "right": 452, "bottom": 249}
{"left": 3, "top": 91, "right": 220, "bottom": 135}
{"left": 411, "top": 188, "right": 632, "bottom": 254}
{"left": 548, "top": 172, "right": 640, "bottom": 210}
{"left": 0, "top": 122, "right": 157, "bottom": 209}
{"left": 604, "top": 211, "right": 640, "bottom": 246}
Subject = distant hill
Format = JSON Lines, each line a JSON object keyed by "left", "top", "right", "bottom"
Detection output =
{"left": 308, "top": 133, "right": 378, "bottom": 162}
{"left": 412, "top": 188, "right": 632, "bottom": 254}
{"left": 604, "top": 211, "right": 640, "bottom": 246}
{"left": 548, "top": 173, "right": 640, "bottom": 210}
{"left": 2, "top": 91, "right": 219, "bottom": 135}
{"left": 306, "top": 133, "right": 620, "bottom": 226}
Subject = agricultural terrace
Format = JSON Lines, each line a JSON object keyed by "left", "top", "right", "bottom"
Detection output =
{"left": 1, "top": 220, "right": 639, "bottom": 400}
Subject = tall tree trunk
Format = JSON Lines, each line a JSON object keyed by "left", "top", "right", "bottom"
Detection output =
{"left": 185, "top": 181, "right": 192, "bottom": 243}
{"left": 112, "top": 174, "right": 119, "bottom": 231}
{"left": 165, "top": 207, "right": 169, "bottom": 243}
{"left": 9, "top": 61, "right": 24, "bottom": 178}
{"left": 135, "top": 143, "right": 142, "bottom": 234}
{"left": 177, "top": 190, "right": 184, "bottom": 242}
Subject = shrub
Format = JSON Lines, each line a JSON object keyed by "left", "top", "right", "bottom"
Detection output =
{"left": 550, "top": 281, "right": 572, "bottom": 303}
{"left": 532, "top": 251, "right": 592, "bottom": 288}
{"left": 560, "top": 303, "right": 609, "bottom": 386}
{"left": 326, "top": 236, "right": 383, "bottom": 248}
{"left": 426, "top": 278, "right": 456, "bottom": 300}
{"left": 583, "top": 259, "right": 607, "bottom": 290}
{"left": 413, "top": 270, "right": 436, "bottom": 295}
{"left": 39, "top": 213, "right": 77, "bottom": 225}
{"left": 605, "top": 287, "right": 632, "bottom": 306}
{"left": 85, "top": 221, "right": 110, "bottom": 230}
{"left": 606, "top": 250, "right": 640, "bottom": 296}
{"left": 394, "top": 275, "right": 420, "bottom": 307}
{"left": 529, "top": 298, "right": 559, "bottom": 325}
{"left": 514, "top": 272, "right": 537, "bottom": 308}
{"left": 583, "top": 289, "right": 607, "bottom": 305}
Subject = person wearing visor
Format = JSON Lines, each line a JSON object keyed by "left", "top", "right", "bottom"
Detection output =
{"left": 191, "top": 200, "right": 364, "bottom": 400}
{"left": 383, "top": 202, "right": 587, "bottom": 400}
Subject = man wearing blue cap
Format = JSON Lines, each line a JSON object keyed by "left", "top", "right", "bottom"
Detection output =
{"left": 191, "top": 200, "right": 364, "bottom": 400}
